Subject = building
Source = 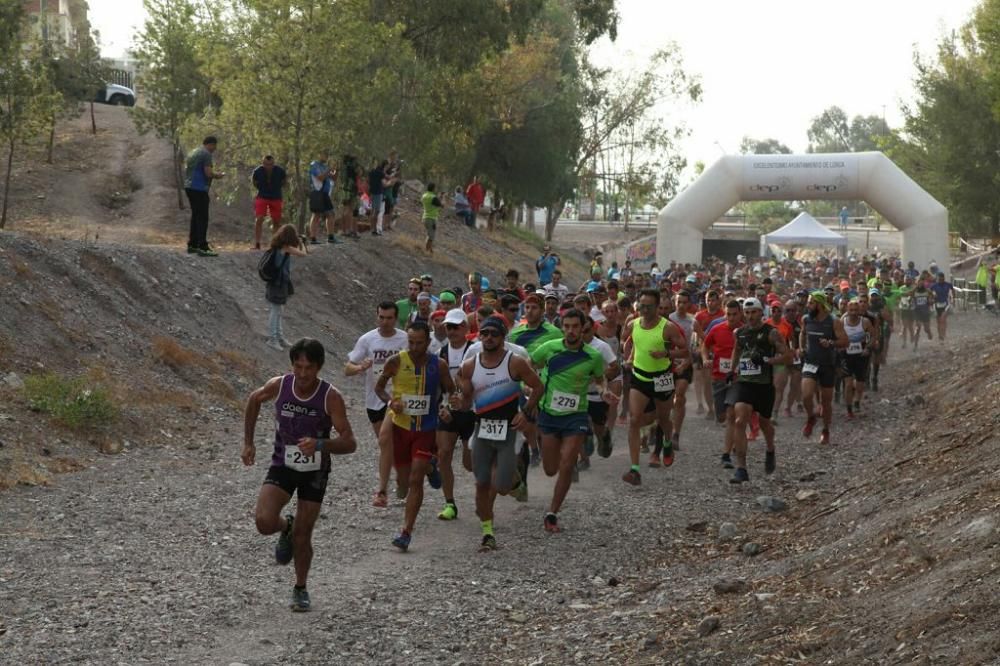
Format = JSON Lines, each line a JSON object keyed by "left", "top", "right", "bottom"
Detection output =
{"left": 22, "top": 0, "right": 89, "bottom": 49}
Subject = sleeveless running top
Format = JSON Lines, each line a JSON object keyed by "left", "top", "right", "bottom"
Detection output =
{"left": 913, "top": 288, "right": 930, "bottom": 312}
{"left": 668, "top": 312, "right": 695, "bottom": 349}
{"left": 390, "top": 350, "right": 442, "bottom": 431}
{"left": 735, "top": 323, "right": 776, "bottom": 385}
{"left": 441, "top": 340, "right": 473, "bottom": 414}
{"left": 843, "top": 316, "right": 867, "bottom": 355}
{"left": 631, "top": 316, "right": 670, "bottom": 381}
{"left": 470, "top": 350, "right": 520, "bottom": 420}
{"left": 272, "top": 374, "right": 332, "bottom": 469}
{"left": 803, "top": 314, "right": 837, "bottom": 366}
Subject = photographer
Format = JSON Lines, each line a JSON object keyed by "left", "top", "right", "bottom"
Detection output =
{"left": 536, "top": 245, "right": 560, "bottom": 285}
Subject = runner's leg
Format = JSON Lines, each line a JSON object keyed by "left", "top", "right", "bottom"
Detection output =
{"left": 254, "top": 483, "right": 292, "bottom": 535}
{"left": 292, "top": 500, "right": 322, "bottom": 587}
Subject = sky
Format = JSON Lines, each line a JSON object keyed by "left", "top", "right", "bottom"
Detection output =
{"left": 90, "top": 0, "right": 981, "bottom": 170}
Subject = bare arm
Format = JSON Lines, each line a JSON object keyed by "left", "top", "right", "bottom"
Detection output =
{"left": 456, "top": 358, "right": 476, "bottom": 410}
{"left": 832, "top": 318, "right": 849, "bottom": 349}
{"left": 768, "top": 328, "right": 792, "bottom": 366}
{"left": 298, "top": 388, "right": 358, "bottom": 457}
{"left": 242, "top": 376, "right": 283, "bottom": 466}
{"left": 283, "top": 244, "right": 307, "bottom": 257}
{"left": 374, "top": 355, "right": 400, "bottom": 409}
{"left": 511, "top": 355, "right": 544, "bottom": 412}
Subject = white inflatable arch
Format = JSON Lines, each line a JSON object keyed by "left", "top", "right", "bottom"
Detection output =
{"left": 656, "top": 152, "right": 949, "bottom": 270}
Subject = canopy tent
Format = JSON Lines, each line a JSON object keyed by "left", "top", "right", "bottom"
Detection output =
{"left": 759, "top": 212, "right": 847, "bottom": 257}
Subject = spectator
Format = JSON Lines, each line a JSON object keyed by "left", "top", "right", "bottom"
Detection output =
{"left": 251, "top": 154, "right": 285, "bottom": 250}
{"left": 462, "top": 272, "right": 484, "bottom": 313}
{"left": 264, "top": 224, "right": 307, "bottom": 351}
{"left": 839, "top": 206, "right": 849, "bottom": 231}
{"left": 535, "top": 244, "right": 560, "bottom": 284}
{"left": 340, "top": 154, "right": 361, "bottom": 239}
{"left": 421, "top": 182, "right": 443, "bottom": 254}
{"left": 308, "top": 151, "right": 339, "bottom": 245}
{"left": 368, "top": 159, "right": 389, "bottom": 236}
{"left": 383, "top": 150, "right": 402, "bottom": 232}
{"left": 454, "top": 187, "right": 474, "bottom": 227}
{"left": 184, "top": 136, "right": 225, "bottom": 257}
{"left": 466, "top": 176, "right": 485, "bottom": 225}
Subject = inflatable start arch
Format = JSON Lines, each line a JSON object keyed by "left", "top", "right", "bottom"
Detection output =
{"left": 656, "top": 152, "right": 949, "bottom": 270}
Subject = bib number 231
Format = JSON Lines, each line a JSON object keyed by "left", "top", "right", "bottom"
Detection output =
{"left": 285, "top": 447, "right": 320, "bottom": 472}
{"left": 402, "top": 394, "right": 430, "bottom": 416}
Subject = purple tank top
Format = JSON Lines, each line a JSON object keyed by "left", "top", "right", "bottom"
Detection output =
{"left": 272, "top": 374, "right": 333, "bottom": 467}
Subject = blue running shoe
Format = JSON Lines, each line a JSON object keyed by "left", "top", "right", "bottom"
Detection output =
{"left": 426, "top": 457, "right": 442, "bottom": 490}
{"left": 392, "top": 530, "right": 412, "bottom": 552}
{"left": 290, "top": 586, "right": 310, "bottom": 612}
{"left": 275, "top": 514, "right": 294, "bottom": 565}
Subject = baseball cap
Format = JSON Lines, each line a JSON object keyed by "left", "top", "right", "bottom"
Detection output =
{"left": 544, "top": 292, "right": 559, "bottom": 301}
{"left": 419, "top": 273, "right": 433, "bottom": 281}
{"left": 479, "top": 316, "right": 508, "bottom": 335}
{"left": 438, "top": 290, "right": 456, "bottom": 304}
{"left": 430, "top": 309, "right": 447, "bottom": 321}
{"left": 742, "top": 298, "right": 763, "bottom": 311}
{"left": 839, "top": 280, "right": 850, "bottom": 290}
{"left": 524, "top": 293, "right": 544, "bottom": 306}
{"left": 417, "top": 291, "right": 432, "bottom": 301}
{"left": 444, "top": 310, "right": 467, "bottom": 325}
{"left": 685, "top": 275, "right": 697, "bottom": 283}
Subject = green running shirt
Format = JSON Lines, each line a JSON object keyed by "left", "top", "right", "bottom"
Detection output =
{"left": 530, "top": 339, "right": 605, "bottom": 415}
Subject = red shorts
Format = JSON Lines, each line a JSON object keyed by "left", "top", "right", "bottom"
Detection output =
{"left": 254, "top": 197, "right": 283, "bottom": 220}
{"left": 392, "top": 425, "right": 436, "bottom": 468}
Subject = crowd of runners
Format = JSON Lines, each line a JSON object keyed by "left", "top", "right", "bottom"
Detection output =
{"left": 242, "top": 230, "right": 962, "bottom": 611}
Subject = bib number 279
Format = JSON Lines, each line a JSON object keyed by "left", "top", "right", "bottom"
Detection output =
{"left": 551, "top": 390, "right": 579, "bottom": 412}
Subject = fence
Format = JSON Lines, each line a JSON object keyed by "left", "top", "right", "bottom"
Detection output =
{"left": 107, "top": 68, "right": 133, "bottom": 90}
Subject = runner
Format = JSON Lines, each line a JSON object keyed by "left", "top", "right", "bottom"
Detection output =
{"left": 782, "top": 299, "right": 804, "bottom": 416}
{"left": 701, "top": 299, "right": 742, "bottom": 468}
{"left": 242, "top": 339, "right": 357, "bottom": 612}
{"left": 841, "top": 298, "right": 874, "bottom": 419}
{"left": 345, "top": 301, "right": 409, "bottom": 507}
{"left": 580, "top": 315, "right": 621, "bottom": 471}
{"left": 766, "top": 298, "right": 795, "bottom": 421}
{"left": 800, "top": 291, "right": 848, "bottom": 445}
{"left": 434, "top": 309, "right": 474, "bottom": 521}
{"left": 375, "top": 322, "right": 457, "bottom": 552}
{"left": 930, "top": 271, "right": 954, "bottom": 342}
{"left": 869, "top": 289, "right": 893, "bottom": 389}
{"left": 694, "top": 290, "right": 723, "bottom": 418}
{"left": 421, "top": 183, "right": 442, "bottom": 254}
{"left": 530, "top": 309, "right": 614, "bottom": 532}
{"left": 727, "top": 298, "right": 791, "bottom": 483}
{"left": 622, "top": 288, "right": 690, "bottom": 484}
{"left": 456, "top": 316, "right": 543, "bottom": 551}
{"left": 897, "top": 275, "right": 915, "bottom": 348}
{"left": 396, "top": 278, "right": 421, "bottom": 327}
{"left": 912, "top": 279, "right": 933, "bottom": 348}
{"left": 667, "top": 290, "right": 700, "bottom": 449}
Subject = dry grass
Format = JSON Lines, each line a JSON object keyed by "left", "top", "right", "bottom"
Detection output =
{"left": 13, "top": 259, "right": 33, "bottom": 278}
{"left": 145, "top": 388, "right": 199, "bottom": 410}
{"left": 151, "top": 335, "right": 220, "bottom": 372}
{"left": 217, "top": 349, "right": 257, "bottom": 376}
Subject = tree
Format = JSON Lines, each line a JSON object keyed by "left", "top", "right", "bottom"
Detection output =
{"left": 807, "top": 106, "right": 850, "bottom": 153}
{"left": 739, "top": 136, "right": 791, "bottom": 155}
{"left": 131, "top": 0, "right": 209, "bottom": 209}
{"left": 0, "top": 1, "right": 59, "bottom": 229}
{"left": 887, "top": 11, "right": 1000, "bottom": 236}
{"left": 39, "top": 29, "right": 107, "bottom": 163}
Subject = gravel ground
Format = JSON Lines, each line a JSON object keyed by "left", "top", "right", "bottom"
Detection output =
{"left": 2, "top": 308, "right": 997, "bottom": 665}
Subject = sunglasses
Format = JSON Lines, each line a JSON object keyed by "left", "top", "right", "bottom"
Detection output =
{"left": 479, "top": 329, "right": 504, "bottom": 338}
{"left": 638, "top": 303, "right": 656, "bottom": 310}
{"left": 445, "top": 323, "right": 462, "bottom": 330}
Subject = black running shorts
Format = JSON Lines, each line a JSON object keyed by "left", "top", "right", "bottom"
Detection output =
{"left": 264, "top": 465, "right": 330, "bottom": 503}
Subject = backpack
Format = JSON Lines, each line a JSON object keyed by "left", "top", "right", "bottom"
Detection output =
{"left": 258, "top": 249, "right": 287, "bottom": 283}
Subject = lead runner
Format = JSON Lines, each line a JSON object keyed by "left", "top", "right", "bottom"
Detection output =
{"left": 242, "top": 338, "right": 358, "bottom": 612}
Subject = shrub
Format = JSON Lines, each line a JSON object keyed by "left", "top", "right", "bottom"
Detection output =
{"left": 23, "top": 372, "right": 118, "bottom": 429}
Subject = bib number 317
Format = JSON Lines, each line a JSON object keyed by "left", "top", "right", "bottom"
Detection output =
{"left": 478, "top": 419, "right": 509, "bottom": 441}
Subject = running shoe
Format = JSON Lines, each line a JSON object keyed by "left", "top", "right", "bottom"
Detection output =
{"left": 510, "top": 480, "right": 528, "bottom": 502}
{"left": 186, "top": 245, "right": 198, "bottom": 254}
{"left": 661, "top": 446, "right": 674, "bottom": 467}
{"left": 730, "top": 467, "right": 749, "bottom": 484}
{"left": 196, "top": 246, "right": 218, "bottom": 257}
{"left": 853, "top": 401, "right": 861, "bottom": 411}
{"left": 846, "top": 407, "right": 854, "bottom": 420}
{"left": 571, "top": 465, "right": 579, "bottom": 483}
{"left": 437, "top": 503, "right": 457, "bottom": 520}
{"left": 597, "top": 430, "right": 613, "bottom": 458}
{"left": 479, "top": 534, "right": 497, "bottom": 552}
{"left": 802, "top": 415, "right": 817, "bottom": 438}
{"left": 290, "top": 586, "right": 310, "bottom": 612}
{"left": 583, "top": 434, "right": 595, "bottom": 457}
{"left": 392, "top": 530, "right": 411, "bottom": 551}
{"left": 426, "top": 457, "right": 442, "bottom": 489}
{"left": 577, "top": 458, "right": 591, "bottom": 472}
{"left": 721, "top": 453, "right": 734, "bottom": 469}
{"left": 279, "top": 337, "right": 294, "bottom": 348}
{"left": 543, "top": 513, "right": 561, "bottom": 533}
{"left": 622, "top": 469, "right": 641, "bottom": 485}
{"left": 529, "top": 447, "right": 541, "bottom": 467}
{"left": 327, "top": 234, "right": 342, "bottom": 244}
{"left": 820, "top": 429, "right": 831, "bottom": 446}
{"left": 266, "top": 338, "right": 284, "bottom": 352}
{"left": 275, "top": 514, "right": 294, "bottom": 565}
{"left": 765, "top": 450, "right": 776, "bottom": 474}
{"left": 672, "top": 432, "right": 681, "bottom": 451}
{"left": 640, "top": 442, "right": 650, "bottom": 454}
{"left": 372, "top": 491, "right": 388, "bottom": 508}
{"left": 704, "top": 409, "right": 715, "bottom": 420}
{"left": 309, "top": 237, "right": 320, "bottom": 245}
{"left": 647, "top": 452, "right": 661, "bottom": 468}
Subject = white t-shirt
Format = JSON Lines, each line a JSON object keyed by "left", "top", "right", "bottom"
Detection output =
{"left": 543, "top": 282, "right": 570, "bottom": 301}
{"left": 347, "top": 328, "right": 408, "bottom": 410}
{"left": 586, "top": 337, "right": 618, "bottom": 401}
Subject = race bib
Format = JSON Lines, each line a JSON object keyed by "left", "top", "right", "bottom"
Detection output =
{"left": 478, "top": 419, "right": 509, "bottom": 441}
{"left": 738, "top": 358, "right": 762, "bottom": 376}
{"left": 935, "top": 302, "right": 947, "bottom": 310}
{"left": 653, "top": 373, "right": 675, "bottom": 392}
{"left": 402, "top": 394, "right": 430, "bottom": 416}
{"left": 792, "top": 356, "right": 802, "bottom": 367}
{"left": 284, "top": 446, "right": 321, "bottom": 472}
{"left": 847, "top": 342, "right": 863, "bottom": 355}
{"left": 550, "top": 390, "right": 580, "bottom": 413}
{"left": 802, "top": 363, "right": 819, "bottom": 375}
{"left": 718, "top": 358, "right": 733, "bottom": 373}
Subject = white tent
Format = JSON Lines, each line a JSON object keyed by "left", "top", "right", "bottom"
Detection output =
{"left": 760, "top": 212, "right": 847, "bottom": 256}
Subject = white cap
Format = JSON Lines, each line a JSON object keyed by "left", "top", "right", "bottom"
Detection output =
{"left": 444, "top": 310, "right": 467, "bottom": 325}
{"left": 591, "top": 310, "right": 607, "bottom": 323}
{"left": 742, "top": 298, "right": 763, "bottom": 311}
